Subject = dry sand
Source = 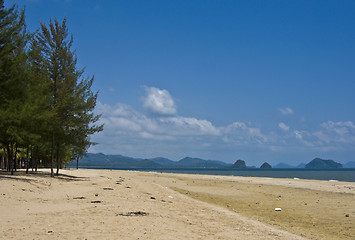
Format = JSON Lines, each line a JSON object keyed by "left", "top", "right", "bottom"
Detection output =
{"left": 0, "top": 169, "right": 354, "bottom": 240}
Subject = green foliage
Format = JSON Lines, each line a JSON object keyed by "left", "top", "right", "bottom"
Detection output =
{"left": 0, "top": 2, "right": 103, "bottom": 175}
{"left": 32, "top": 18, "right": 103, "bottom": 175}
{"left": 0, "top": 1, "right": 30, "bottom": 173}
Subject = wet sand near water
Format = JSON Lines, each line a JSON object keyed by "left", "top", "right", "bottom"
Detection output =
{"left": 134, "top": 172, "right": 354, "bottom": 240}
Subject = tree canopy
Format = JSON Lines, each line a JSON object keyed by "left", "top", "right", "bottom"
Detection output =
{"left": 0, "top": 1, "right": 103, "bottom": 176}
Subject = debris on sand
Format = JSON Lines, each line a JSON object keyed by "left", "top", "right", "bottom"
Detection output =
{"left": 117, "top": 211, "right": 149, "bottom": 217}
{"left": 116, "top": 178, "right": 125, "bottom": 185}
{"left": 73, "top": 196, "right": 86, "bottom": 199}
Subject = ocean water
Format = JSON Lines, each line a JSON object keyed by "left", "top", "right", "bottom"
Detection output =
{"left": 78, "top": 167, "right": 355, "bottom": 182}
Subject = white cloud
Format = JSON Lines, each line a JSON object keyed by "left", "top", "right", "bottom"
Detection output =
{"left": 317, "top": 121, "right": 355, "bottom": 144}
{"left": 91, "top": 100, "right": 271, "bottom": 159}
{"left": 142, "top": 86, "right": 177, "bottom": 115}
{"left": 320, "top": 121, "right": 355, "bottom": 134}
{"left": 96, "top": 102, "right": 220, "bottom": 138}
{"left": 140, "top": 132, "right": 175, "bottom": 141}
{"left": 293, "top": 130, "right": 303, "bottom": 139}
{"left": 222, "top": 122, "right": 267, "bottom": 144}
{"left": 279, "top": 107, "right": 294, "bottom": 115}
{"left": 160, "top": 117, "right": 220, "bottom": 136}
{"left": 313, "top": 131, "right": 331, "bottom": 143}
{"left": 90, "top": 91, "right": 355, "bottom": 162}
{"left": 93, "top": 101, "right": 221, "bottom": 150}
{"left": 289, "top": 121, "right": 355, "bottom": 151}
{"left": 278, "top": 122, "right": 290, "bottom": 131}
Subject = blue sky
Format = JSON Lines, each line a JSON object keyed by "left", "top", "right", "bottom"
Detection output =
{"left": 7, "top": 0, "right": 355, "bottom": 165}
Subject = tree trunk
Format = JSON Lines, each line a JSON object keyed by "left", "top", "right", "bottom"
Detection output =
{"left": 7, "top": 144, "right": 14, "bottom": 175}
{"left": 56, "top": 143, "right": 60, "bottom": 176}
{"left": 1, "top": 148, "right": 4, "bottom": 170}
{"left": 50, "top": 132, "right": 55, "bottom": 177}
{"left": 35, "top": 146, "right": 38, "bottom": 172}
{"left": 31, "top": 146, "right": 33, "bottom": 172}
{"left": 6, "top": 144, "right": 10, "bottom": 172}
{"left": 14, "top": 145, "right": 17, "bottom": 172}
{"left": 30, "top": 146, "right": 33, "bottom": 172}
{"left": 26, "top": 146, "right": 29, "bottom": 174}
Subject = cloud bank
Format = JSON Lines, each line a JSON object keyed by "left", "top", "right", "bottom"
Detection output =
{"left": 89, "top": 87, "right": 355, "bottom": 164}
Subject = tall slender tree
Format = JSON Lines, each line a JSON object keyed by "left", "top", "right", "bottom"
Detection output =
{"left": 0, "top": 3, "right": 103, "bottom": 175}
{"left": 0, "top": 0, "right": 29, "bottom": 174}
{"left": 32, "top": 18, "right": 103, "bottom": 176}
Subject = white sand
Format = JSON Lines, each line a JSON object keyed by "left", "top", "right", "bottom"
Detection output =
{"left": 1, "top": 169, "right": 353, "bottom": 239}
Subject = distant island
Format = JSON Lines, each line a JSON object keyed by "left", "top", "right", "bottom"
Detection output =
{"left": 230, "top": 160, "right": 247, "bottom": 169}
{"left": 305, "top": 158, "right": 343, "bottom": 169}
{"left": 68, "top": 154, "right": 352, "bottom": 169}
{"left": 260, "top": 162, "right": 272, "bottom": 169}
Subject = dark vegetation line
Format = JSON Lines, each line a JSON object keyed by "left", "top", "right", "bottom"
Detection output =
{"left": 0, "top": 0, "right": 103, "bottom": 177}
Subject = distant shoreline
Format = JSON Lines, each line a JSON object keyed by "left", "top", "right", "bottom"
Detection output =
{"left": 67, "top": 166, "right": 355, "bottom": 182}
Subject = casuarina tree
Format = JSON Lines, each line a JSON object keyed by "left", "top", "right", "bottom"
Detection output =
{"left": 0, "top": 0, "right": 29, "bottom": 174}
{"left": 32, "top": 18, "right": 103, "bottom": 176}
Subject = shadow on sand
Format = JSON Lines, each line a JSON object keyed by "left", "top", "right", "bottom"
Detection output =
{"left": 0, "top": 169, "right": 88, "bottom": 182}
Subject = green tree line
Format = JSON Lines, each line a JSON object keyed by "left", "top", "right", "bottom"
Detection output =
{"left": 0, "top": 1, "right": 103, "bottom": 176}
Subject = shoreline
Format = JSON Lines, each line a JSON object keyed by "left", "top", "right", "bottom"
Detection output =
{"left": 1, "top": 169, "right": 354, "bottom": 239}
{"left": 68, "top": 167, "right": 355, "bottom": 182}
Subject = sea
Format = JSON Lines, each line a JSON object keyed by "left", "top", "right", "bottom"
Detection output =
{"left": 77, "top": 167, "right": 355, "bottom": 182}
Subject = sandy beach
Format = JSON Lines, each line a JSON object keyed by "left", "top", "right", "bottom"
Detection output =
{"left": 0, "top": 169, "right": 354, "bottom": 240}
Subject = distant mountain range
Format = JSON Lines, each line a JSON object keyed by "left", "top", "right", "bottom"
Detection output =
{"left": 67, "top": 153, "right": 355, "bottom": 169}
{"left": 344, "top": 161, "right": 355, "bottom": 168}
{"left": 68, "top": 153, "right": 230, "bottom": 169}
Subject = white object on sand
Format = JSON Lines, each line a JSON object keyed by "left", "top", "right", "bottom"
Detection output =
{"left": 168, "top": 196, "right": 173, "bottom": 199}
{"left": 274, "top": 208, "right": 282, "bottom": 211}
